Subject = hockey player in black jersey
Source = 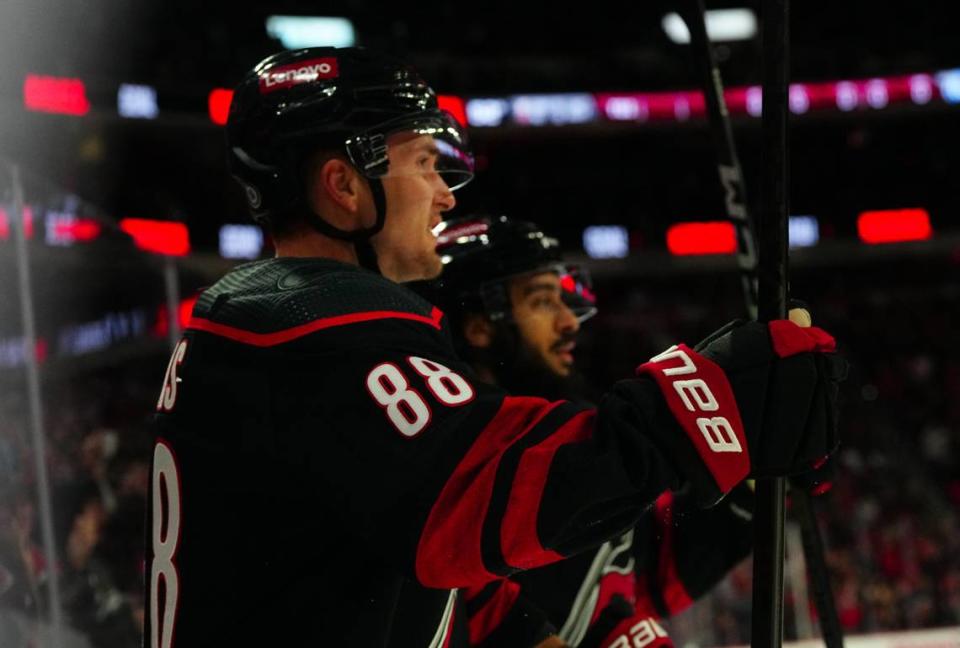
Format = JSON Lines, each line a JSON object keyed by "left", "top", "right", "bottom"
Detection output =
{"left": 420, "top": 215, "right": 789, "bottom": 647}
{"left": 144, "top": 47, "right": 847, "bottom": 648}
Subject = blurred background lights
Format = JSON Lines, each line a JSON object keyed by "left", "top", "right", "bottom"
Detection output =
{"left": 265, "top": 16, "right": 356, "bottom": 49}
{"left": 788, "top": 216, "right": 820, "bottom": 248}
{"left": 219, "top": 224, "right": 264, "bottom": 260}
{"left": 583, "top": 225, "right": 629, "bottom": 259}
{"left": 117, "top": 83, "right": 159, "bottom": 119}
{"left": 661, "top": 8, "right": 758, "bottom": 45}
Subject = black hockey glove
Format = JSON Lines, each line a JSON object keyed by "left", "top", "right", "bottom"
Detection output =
{"left": 636, "top": 319, "right": 847, "bottom": 506}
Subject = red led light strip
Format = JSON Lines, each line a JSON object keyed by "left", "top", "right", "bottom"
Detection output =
{"left": 857, "top": 208, "right": 932, "bottom": 244}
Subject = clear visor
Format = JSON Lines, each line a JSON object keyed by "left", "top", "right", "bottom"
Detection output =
{"left": 556, "top": 264, "right": 598, "bottom": 323}
{"left": 484, "top": 263, "right": 598, "bottom": 324}
{"left": 345, "top": 111, "right": 475, "bottom": 192}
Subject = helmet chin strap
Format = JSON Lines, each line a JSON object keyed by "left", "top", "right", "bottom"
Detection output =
{"left": 305, "top": 177, "right": 387, "bottom": 275}
{"left": 355, "top": 179, "right": 386, "bottom": 274}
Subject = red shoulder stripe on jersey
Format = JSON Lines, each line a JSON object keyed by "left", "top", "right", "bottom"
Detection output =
{"left": 415, "top": 396, "right": 562, "bottom": 589}
{"left": 466, "top": 580, "right": 521, "bottom": 646}
{"left": 653, "top": 492, "right": 693, "bottom": 614}
{"left": 187, "top": 306, "right": 444, "bottom": 346}
{"left": 500, "top": 409, "right": 595, "bottom": 570}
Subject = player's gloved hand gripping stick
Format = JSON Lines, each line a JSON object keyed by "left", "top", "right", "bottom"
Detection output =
{"left": 636, "top": 318, "right": 846, "bottom": 507}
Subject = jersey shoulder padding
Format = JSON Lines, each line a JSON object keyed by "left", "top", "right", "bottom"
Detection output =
{"left": 188, "top": 258, "right": 443, "bottom": 343}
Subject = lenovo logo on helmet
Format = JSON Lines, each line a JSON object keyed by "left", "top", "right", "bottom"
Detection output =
{"left": 259, "top": 57, "right": 339, "bottom": 94}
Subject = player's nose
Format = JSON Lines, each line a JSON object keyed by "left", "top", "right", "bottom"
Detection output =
{"left": 435, "top": 179, "right": 456, "bottom": 212}
{"left": 556, "top": 301, "right": 580, "bottom": 334}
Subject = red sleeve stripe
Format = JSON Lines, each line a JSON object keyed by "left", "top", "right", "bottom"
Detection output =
{"left": 415, "top": 396, "right": 563, "bottom": 589}
{"left": 466, "top": 580, "right": 521, "bottom": 646}
{"left": 653, "top": 492, "right": 694, "bottom": 614}
{"left": 480, "top": 402, "right": 591, "bottom": 574}
{"left": 187, "top": 306, "right": 444, "bottom": 346}
{"left": 500, "top": 409, "right": 595, "bottom": 570}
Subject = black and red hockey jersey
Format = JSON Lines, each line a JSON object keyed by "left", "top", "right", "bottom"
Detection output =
{"left": 144, "top": 257, "right": 742, "bottom": 648}
{"left": 463, "top": 486, "right": 755, "bottom": 647}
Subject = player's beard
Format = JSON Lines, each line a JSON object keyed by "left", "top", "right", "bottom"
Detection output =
{"left": 487, "top": 323, "right": 594, "bottom": 404}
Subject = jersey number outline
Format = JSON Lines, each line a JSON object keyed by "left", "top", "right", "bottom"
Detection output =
{"left": 157, "top": 339, "right": 188, "bottom": 412}
{"left": 366, "top": 356, "right": 475, "bottom": 437}
{"left": 150, "top": 440, "right": 182, "bottom": 648}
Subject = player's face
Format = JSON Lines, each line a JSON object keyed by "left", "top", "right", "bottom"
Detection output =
{"left": 374, "top": 132, "right": 457, "bottom": 282}
{"left": 508, "top": 271, "right": 581, "bottom": 378}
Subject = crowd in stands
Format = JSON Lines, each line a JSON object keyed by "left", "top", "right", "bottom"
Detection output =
{"left": 1, "top": 363, "right": 160, "bottom": 647}
{"left": 1, "top": 260, "right": 957, "bottom": 647}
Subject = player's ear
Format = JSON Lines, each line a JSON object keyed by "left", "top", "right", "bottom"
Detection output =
{"left": 463, "top": 313, "right": 494, "bottom": 349}
{"left": 310, "top": 156, "right": 364, "bottom": 214}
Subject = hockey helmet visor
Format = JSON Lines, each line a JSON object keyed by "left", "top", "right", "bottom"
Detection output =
{"left": 489, "top": 263, "right": 597, "bottom": 324}
{"left": 465, "top": 261, "right": 597, "bottom": 324}
{"left": 345, "top": 109, "right": 475, "bottom": 191}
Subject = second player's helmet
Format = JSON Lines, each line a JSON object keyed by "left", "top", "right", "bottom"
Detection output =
{"left": 226, "top": 47, "right": 474, "bottom": 239}
{"left": 429, "top": 215, "right": 597, "bottom": 322}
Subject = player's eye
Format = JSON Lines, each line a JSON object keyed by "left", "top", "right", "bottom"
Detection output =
{"left": 531, "top": 295, "right": 559, "bottom": 311}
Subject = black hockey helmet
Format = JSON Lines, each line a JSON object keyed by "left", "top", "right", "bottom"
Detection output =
{"left": 226, "top": 47, "right": 474, "bottom": 248}
{"left": 427, "top": 215, "right": 597, "bottom": 322}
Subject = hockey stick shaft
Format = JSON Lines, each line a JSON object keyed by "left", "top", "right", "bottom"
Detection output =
{"left": 674, "top": 0, "right": 787, "bottom": 645}
{"left": 754, "top": 1, "right": 789, "bottom": 647}
{"left": 680, "top": 0, "right": 757, "bottom": 317}
{"left": 680, "top": 2, "right": 844, "bottom": 647}
{"left": 792, "top": 489, "right": 845, "bottom": 648}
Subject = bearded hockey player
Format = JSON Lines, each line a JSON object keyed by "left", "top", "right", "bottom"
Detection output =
{"left": 422, "top": 215, "right": 763, "bottom": 647}
{"left": 144, "top": 47, "right": 846, "bottom": 648}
